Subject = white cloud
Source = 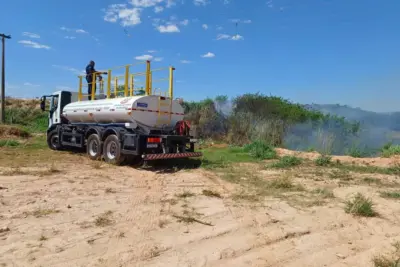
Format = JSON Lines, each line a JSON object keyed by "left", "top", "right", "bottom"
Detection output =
{"left": 154, "top": 57, "right": 163, "bottom": 62}
{"left": 223, "top": 0, "right": 230, "bottom": 4}
{"left": 118, "top": 7, "right": 142, "bottom": 26}
{"left": 201, "top": 52, "right": 215, "bottom": 58}
{"left": 64, "top": 36, "right": 76, "bottom": 40}
{"left": 230, "top": 18, "right": 252, "bottom": 24}
{"left": 56, "top": 86, "right": 74, "bottom": 90}
{"left": 202, "top": 24, "right": 208, "bottom": 30}
{"left": 24, "top": 82, "right": 40, "bottom": 87}
{"left": 216, "top": 33, "right": 244, "bottom": 41}
{"left": 52, "top": 65, "right": 85, "bottom": 75}
{"left": 154, "top": 6, "right": 164, "bottom": 13}
{"left": 166, "top": 0, "right": 176, "bottom": 8}
{"left": 180, "top": 60, "right": 191, "bottom": 64}
{"left": 180, "top": 19, "right": 189, "bottom": 26}
{"left": 231, "top": 34, "right": 244, "bottom": 40}
{"left": 22, "top": 32, "right": 40, "bottom": 39}
{"left": 131, "top": 0, "right": 163, "bottom": 7}
{"left": 18, "top": 40, "right": 51, "bottom": 50}
{"left": 216, "top": 26, "right": 223, "bottom": 31}
{"left": 60, "top": 26, "right": 89, "bottom": 33}
{"left": 216, "top": 33, "right": 230, "bottom": 40}
{"left": 135, "top": 54, "right": 153, "bottom": 60}
{"left": 148, "top": 50, "right": 157, "bottom": 53}
{"left": 103, "top": 4, "right": 142, "bottom": 26}
{"left": 157, "top": 24, "right": 180, "bottom": 33}
{"left": 194, "top": 0, "right": 209, "bottom": 6}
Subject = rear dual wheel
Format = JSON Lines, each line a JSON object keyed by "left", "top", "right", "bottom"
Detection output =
{"left": 103, "top": 134, "right": 125, "bottom": 165}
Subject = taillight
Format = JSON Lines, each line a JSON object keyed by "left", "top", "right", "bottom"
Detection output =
{"left": 147, "top": 137, "right": 162, "bottom": 143}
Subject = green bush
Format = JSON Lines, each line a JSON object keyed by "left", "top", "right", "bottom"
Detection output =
{"left": 5, "top": 107, "right": 48, "bottom": 133}
{"left": 315, "top": 155, "right": 332, "bottom": 166}
{"left": 381, "top": 144, "right": 400, "bottom": 158}
{"left": 243, "top": 140, "right": 277, "bottom": 160}
{"left": 271, "top": 156, "right": 302, "bottom": 168}
{"left": 182, "top": 93, "right": 359, "bottom": 150}
{"left": 0, "top": 139, "right": 20, "bottom": 147}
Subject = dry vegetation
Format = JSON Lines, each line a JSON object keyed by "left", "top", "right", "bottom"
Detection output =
{"left": 2, "top": 97, "right": 400, "bottom": 266}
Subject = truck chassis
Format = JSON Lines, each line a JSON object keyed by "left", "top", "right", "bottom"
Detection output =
{"left": 47, "top": 122, "right": 202, "bottom": 165}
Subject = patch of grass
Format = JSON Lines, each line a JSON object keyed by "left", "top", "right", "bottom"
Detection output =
{"left": 29, "top": 209, "right": 60, "bottom": 218}
{"left": 0, "top": 139, "right": 20, "bottom": 147}
{"left": 336, "top": 163, "right": 400, "bottom": 176}
{"left": 328, "top": 169, "right": 353, "bottom": 181}
{"left": 315, "top": 155, "right": 332, "bottom": 166}
{"left": 312, "top": 188, "right": 335, "bottom": 198}
{"left": 95, "top": 211, "right": 114, "bottom": 227}
{"left": 200, "top": 146, "right": 259, "bottom": 169}
{"left": 202, "top": 189, "right": 222, "bottom": 198}
{"left": 243, "top": 140, "right": 277, "bottom": 160}
{"left": 346, "top": 146, "right": 368, "bottom": 158}
{"left": 270, "top": 156, "right": 302, "bottom": 168}
{"left": 158, "top": 219, "right": 169, "bottom": 228}
{"left": 232, "top": 192, "right": 261, "bottom": 202}
{"left": 176, "top": 191, "right": 195, "bottom": 198}
{"left": 91, "top": 161, "right": 103, "bottom": 169}
{"left": 363, "top": 177, "right": 383, "bottom": 185}
{"left": 372, "top": 241, "right": 400, "bottom": 267}
{"left": 5, "top": 107, "right": 48, "bottom": 133}
{"left": 39, "top": 235, "right": 48, "bottom": 241}
{"left": 161, "top": 198, "right": 178, "bottom": 205}
{"left": 105, "top": 188, "right": 116, "bottom": 194}
{"left": 268, "top": 176, "right": 299, "bottom": 190}
{"left": 344, "top": 193, "right": 377, "bottom": 217}
{"left": 0, "top": 125, "right": 31, "bottom": 138}
{"left": 380, "top": 191, "right": 400, "bottom": 199}
{"left": 381, "top": 144, "right": 400, "bottom": 158}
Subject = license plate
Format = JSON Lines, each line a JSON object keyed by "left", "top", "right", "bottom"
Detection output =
{"left": 147, "top": 144, "right": 158, "bottom": 148}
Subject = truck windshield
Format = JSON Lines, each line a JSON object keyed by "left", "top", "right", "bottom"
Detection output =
{"left": 50, "top": 95, "right": 59, "bottom": 111}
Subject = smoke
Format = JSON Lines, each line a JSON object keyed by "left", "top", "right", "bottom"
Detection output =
{"left": 283, "top": 105, "right": 400, "bottom": 156}
{"left": 197, "top": 99, "right": 399, "bottom": 157}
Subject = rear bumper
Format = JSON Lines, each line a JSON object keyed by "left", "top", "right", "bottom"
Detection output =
{"left": 142, "top": 152, "right": 203, "bottom": 161}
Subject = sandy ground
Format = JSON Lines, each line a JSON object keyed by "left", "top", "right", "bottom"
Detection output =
{"left": 1, "top": 150, "right": 400, "bottom": 266}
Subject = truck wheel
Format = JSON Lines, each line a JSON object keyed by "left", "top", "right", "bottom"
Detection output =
{"left": 103, "top": 134, "right": 125, "bottom": 165}
{"left": 87, "top": 134, "right": 102, "bottom": 160}
{"left": 47, "top": 130, "right": 62, "bottom": 150}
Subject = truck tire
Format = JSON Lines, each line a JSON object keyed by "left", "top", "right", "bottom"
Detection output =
{"left": 87, "top": 134, "right": 102, "bottom": 160}
{"left": 103, "top": 134, "right": 125, "bottom": 165}
{"left": 47, "top": 130, "right": 62, "bottom": 150}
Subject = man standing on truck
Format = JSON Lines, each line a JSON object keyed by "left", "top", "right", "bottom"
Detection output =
{"left": 86, "top": 60, "right": 107, "bottom": 100}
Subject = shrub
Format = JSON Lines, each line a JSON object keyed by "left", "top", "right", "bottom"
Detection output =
{"left": 0, "top": 139, "right": 20, "bottom": 147}
{"left": 315, "top": 155, "right": 332, "bottom": 166}
{"left": 271, "top": 156, "right": 302, "bottom": 168}
{"left": 243, "top": 140, "right": 277, "bottom": 160}
{"left": 345, "top": 193, "right": 377, "bottom": 217}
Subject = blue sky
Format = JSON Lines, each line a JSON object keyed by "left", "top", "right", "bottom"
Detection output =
{"left": 1, "top": 0, "right": 400, "bottom": 112}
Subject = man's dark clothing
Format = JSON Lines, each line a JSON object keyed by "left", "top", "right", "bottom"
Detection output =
{"left": 86, "top": 64, "right": 96, "bottom": 100}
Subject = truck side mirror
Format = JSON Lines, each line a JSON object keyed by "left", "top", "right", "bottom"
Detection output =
{"left": 40, "top": 97, "right": 46, "bottom": 111}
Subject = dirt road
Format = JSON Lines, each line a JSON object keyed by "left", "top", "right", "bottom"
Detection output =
{"left": 1, "top": 152, "right": 400, "bottom": 266}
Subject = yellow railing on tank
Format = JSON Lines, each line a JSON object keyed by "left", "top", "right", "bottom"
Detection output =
{"left": 77, "top": 60, "right": 175, "bottom": 101}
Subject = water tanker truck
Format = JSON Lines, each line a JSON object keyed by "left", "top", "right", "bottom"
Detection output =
{"left": 39, "top": 61, "right": 202, "bottom": 165}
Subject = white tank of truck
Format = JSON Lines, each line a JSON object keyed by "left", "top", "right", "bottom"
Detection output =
{"left": 62, "top": 95, "right": 184, "bottom": 128}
